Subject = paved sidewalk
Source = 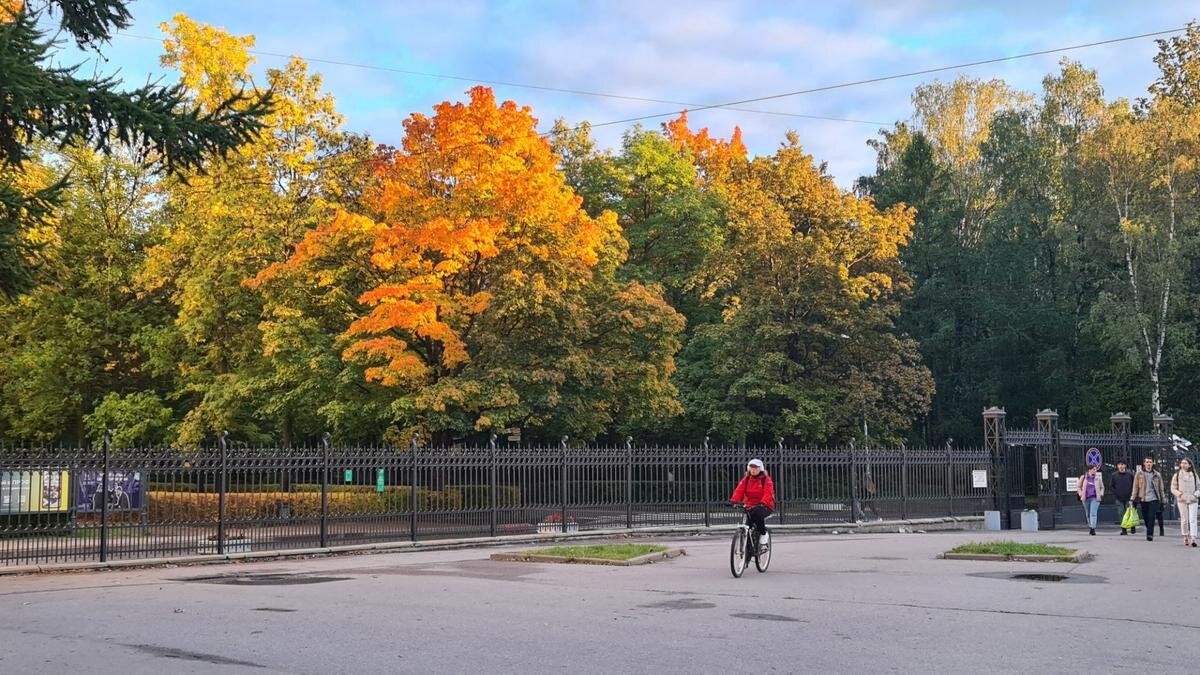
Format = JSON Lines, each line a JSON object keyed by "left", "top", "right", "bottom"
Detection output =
{"left": 2, "top": 527, "right": 1197, "bottom": 673}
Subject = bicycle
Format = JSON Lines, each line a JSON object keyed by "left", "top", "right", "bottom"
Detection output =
{"left": 728, "top": 503, "right": 772, "bottom": 578}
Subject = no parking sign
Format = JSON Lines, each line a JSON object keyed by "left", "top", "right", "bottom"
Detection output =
{"left": 1085, "top": 447, "right": 1103, "bottom": 468}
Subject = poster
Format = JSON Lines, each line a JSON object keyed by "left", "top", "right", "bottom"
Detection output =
{"left": 1065, "top": 477, "right": 1079, "bottom": 493}
{"left": 0, "top": 470, "right": 70, "bottom": 514}
{"left": 971, "top": 470, "right": 988, "bottom": 488}
{"left": 75, "top": 471, "right": 143, "bottom": 513}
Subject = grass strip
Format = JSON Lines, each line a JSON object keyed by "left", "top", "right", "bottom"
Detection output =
{"left": 949, "top": 541, "right": 1076, "bottom": 556}
{"left": 528, "top": 543, "right": 667, "bottom": 560}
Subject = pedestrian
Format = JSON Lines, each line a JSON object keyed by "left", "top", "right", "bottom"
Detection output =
{"left": 729, "top": 458, "right": 775, "bottom": 550}
{"left": 1076, "top": 464, "right": 1104, "bottom": 535}
{"left": 1133, "top": 456, "right": 1167, "bottom": 542}
{"left": 1111, "top": 460, "right": 1135, "bottom": 534}
{"left": 1170, "top": 457, "right": 1199, "bottom": 548}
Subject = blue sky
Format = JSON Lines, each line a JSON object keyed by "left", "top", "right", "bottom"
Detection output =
{"left": 50, "top": 0, "right": 1200, "bottom": 186}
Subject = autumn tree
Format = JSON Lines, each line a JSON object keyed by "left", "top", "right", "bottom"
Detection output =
{"left": 665, "top": 118, "right": 931, "bottom": 444}
{"left": 141, "top": 16, "right": 370, "bottom": 446}
{"left": 261, "top": 87, "right": 683, "bottom": 444}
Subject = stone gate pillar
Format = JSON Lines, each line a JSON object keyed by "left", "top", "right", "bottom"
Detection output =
{"left": 1111, "top": 412, "right": 1132, "bottom": 465}
{"left": 983, "top": 407, "right": 1007, "bottom": 528}
{"left": 1035, "top": 409, "right": 1060, "bottom": 522}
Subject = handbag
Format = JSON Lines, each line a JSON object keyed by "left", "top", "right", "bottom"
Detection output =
{"left": 1121, "top": 504, "right": 1141, "bottom": 529}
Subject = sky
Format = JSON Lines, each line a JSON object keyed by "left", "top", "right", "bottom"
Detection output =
{"left": 48, "top": 0, "right": 1200, "bottom": 187}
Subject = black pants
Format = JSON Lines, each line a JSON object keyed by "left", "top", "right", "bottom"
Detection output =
{"left": 746, "top": 505, "right": 771, "bottom": 537}
{"left": 1139, "top": 501, "right": 1161, "bottom": 536}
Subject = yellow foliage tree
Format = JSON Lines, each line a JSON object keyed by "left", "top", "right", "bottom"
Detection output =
{"left": 262, "top": 87, "right": 683, "bottom": 443}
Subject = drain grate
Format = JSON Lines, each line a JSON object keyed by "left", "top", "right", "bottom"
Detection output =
{"left": 182, "top": 574, "right": 349, "bottom": 586}
{"left": 1012, "top": 573, "right": 1068, "bottom": 582}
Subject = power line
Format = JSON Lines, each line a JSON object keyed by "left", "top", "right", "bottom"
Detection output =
{"left": 578, "top": 26, "right": 1189, "bottom": 131}
{"left": 114, "top": 32, "right": 887, "bottom": 126}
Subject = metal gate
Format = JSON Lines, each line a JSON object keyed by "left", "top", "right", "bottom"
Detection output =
{"left": 984, "top": 408, "right": 1182, "bottom": 529}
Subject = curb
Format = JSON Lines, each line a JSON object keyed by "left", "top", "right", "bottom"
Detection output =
{"left": 0, "top": 516, "right": 981, "bottom": 577}
{"left": 489, "top": 548, "right": 686, "bottom": 566}
{"left": 939, "top": 549, "right": 1090, "bottom": 563}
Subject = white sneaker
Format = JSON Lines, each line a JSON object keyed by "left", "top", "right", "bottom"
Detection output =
{"left": 758, "top": 534, "right": 769, "bottom": 549}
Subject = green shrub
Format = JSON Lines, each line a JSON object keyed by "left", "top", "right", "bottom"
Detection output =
{"left": 446, "top": 485, "right": 523, "bottom": 509}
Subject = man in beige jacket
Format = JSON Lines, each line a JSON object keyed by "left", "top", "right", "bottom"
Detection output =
{"left": 1133, "top": 457, "right": 1167, "bottom": 542}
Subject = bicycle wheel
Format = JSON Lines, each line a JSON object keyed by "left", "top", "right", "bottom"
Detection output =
{"left": 754, "top": 532, "right": 771, "bottom": 572}
{"left": 730, "top": 528, "right": 747, "bottom": 578}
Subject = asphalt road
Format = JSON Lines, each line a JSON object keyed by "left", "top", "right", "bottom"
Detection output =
{"left": 2, "top": 526, "right": 1198, "bottom": 673}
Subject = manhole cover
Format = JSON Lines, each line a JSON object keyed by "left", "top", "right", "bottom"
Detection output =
{"left": 967, "top": 571, "right": 1106, "bottom": 584}
{"left": 182, "top": 574, "right": 349, "bottom": 586}
{"left": 1012, "top": 573, "right": 1068, "bottom": 582}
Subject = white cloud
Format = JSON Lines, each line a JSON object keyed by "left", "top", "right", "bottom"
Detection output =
{"left": 56, "top": 0, "right": 1200, "bottom": 186}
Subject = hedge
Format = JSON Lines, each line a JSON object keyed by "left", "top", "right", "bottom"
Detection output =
{"left": 146, "top": 487, "right": 463, "bottom": 522}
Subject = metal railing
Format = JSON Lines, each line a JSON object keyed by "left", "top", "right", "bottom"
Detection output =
{"left": 1, "top": 437, "right": 992, "bottom": 567}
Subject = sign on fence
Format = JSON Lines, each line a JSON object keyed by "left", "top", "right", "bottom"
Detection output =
{"left": 0, "top": 470, "right": 70, "bottom": 514}
{"left": 376, "top": 469, "right": 385, "bottom": 493}
{"left": 1065, "top": 477, "right": 1079, "bottom": 493}
{"left": 972, "top": 470, "right": 988, "bottom": 488}
{"left": 75, "top": 471, "right": 143, "bottom": 513}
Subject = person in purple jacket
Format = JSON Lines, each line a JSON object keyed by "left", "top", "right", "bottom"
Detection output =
{"left": 1076, "top": 464, "right": 1104, "bottom": 535}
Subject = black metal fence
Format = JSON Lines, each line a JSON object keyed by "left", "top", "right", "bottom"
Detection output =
{"left": 1, "top": 439, "right": 992, "bottom": 567}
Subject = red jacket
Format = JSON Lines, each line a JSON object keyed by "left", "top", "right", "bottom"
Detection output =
{"left": 731, "top": 472, "right": 776, "bottom": 511}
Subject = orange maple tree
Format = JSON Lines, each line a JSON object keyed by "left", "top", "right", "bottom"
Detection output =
{"left": 260, "top": 87, "right": 682, "bottom": 440}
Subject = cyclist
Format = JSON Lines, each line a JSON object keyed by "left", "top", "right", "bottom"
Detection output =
{"left": 730, "top": 458, "right": 776, "bottom": 549}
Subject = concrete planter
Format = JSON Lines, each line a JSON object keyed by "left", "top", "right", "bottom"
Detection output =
{"left": 1020, "top": 510, "right": 1039, "bottom": 532}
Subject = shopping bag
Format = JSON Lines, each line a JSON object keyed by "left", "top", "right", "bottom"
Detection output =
{"left": 1121, "top": 504, "right": 1141, "bottom": 529}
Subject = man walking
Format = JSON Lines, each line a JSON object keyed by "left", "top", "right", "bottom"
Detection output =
{"left": 1112, "top": 461, "right": 1135, "bottom": 535}
{"left": 1133, "top": 456, "right": 1167, "bottom": 542}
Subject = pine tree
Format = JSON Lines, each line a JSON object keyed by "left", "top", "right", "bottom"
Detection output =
{"left": 0, "top": 0, "right": 270, "bottom": 298}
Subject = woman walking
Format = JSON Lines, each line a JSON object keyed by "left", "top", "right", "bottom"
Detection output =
{"left": 1170, "top": 457, "right": 1199, "bottom": 548}
{"left": 1077, "top": 464, "right": 1104, "bottom": 535}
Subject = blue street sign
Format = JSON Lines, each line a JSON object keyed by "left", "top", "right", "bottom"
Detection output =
{"left": 1085, "top": 447, "right": 1102, "bottom": 467}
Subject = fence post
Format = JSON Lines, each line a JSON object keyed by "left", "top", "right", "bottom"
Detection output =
{"left": 946, "top": 439, "right": 954, "bottom": 517}
{"left": 100, "top": 429, "right": 112, "bottom": 563}
{"left": 409, "top": 435, "right": 418, "bottom": 543}
{"left": 901, "top": 443, "right": 909, "bottom": 520}
{"left": 776, "top": 438, "right": 785, "bottom": 525}
{"left": 320, "top": 432, "right": 330, "bottom": 548}
{"left": 848, "top": 439, "right": 859, "bottom": 523}
{"left": 625, "top": 437, "right": 634, "bottom": 530}
{"left": 560, "top": 437, "right": 568, "bottom": 533}
{"left": 217, "top": 430, "right": 228, "bottom": 556}
{"left": 703, "top": 435, "right": 711, "bottom": 528}
{"left": 489, "top": 434, "right": 498, "bottom": 538}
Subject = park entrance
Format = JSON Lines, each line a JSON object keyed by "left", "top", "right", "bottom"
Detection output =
{"left": 983, "top": 408, "right": 1181, "bottom": 529}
